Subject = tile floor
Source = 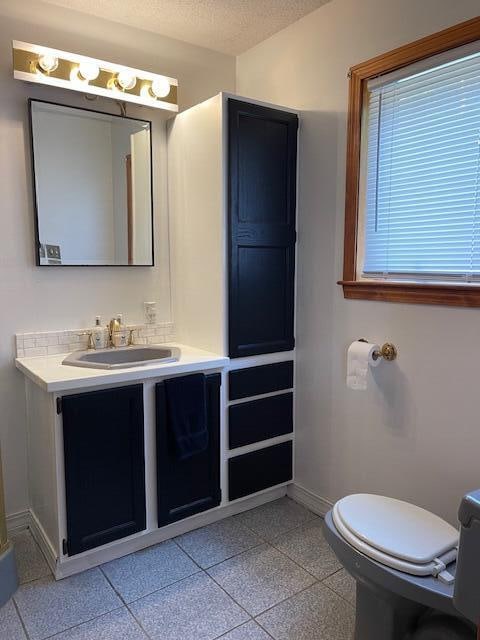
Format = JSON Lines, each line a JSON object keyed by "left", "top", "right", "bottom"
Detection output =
{"left": 1, "top": 498, "right": 356, "bottom": 640}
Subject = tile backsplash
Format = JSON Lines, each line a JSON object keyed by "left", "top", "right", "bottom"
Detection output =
{"left": 15, "top": 322, "right": 176, "bottom": 358}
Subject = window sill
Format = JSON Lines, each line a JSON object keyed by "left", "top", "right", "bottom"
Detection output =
{"left": 339, "top": 280, "right": 480, "bottom": 307}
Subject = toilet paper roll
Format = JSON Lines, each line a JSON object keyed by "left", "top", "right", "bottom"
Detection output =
{"left": 346, "top": 341, "right": 380, "bottom": 391}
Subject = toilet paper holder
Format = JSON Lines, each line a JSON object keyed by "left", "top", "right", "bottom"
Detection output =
{"left": 358, "top": 339, "right": 397, "bottom": 362}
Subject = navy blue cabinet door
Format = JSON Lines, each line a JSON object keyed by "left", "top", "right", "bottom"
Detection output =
{"left": 228, "top": 99, "right": 298, "bottom": 358}
{"left": 156, "top": 373, "right": 221, "bottom": 526}
{"left": 62, "top": 385, "right": 146, "bottom": 556}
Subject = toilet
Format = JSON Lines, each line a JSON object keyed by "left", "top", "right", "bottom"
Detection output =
{"left": 323, "top": 494, "right": 476, "bottom": 640}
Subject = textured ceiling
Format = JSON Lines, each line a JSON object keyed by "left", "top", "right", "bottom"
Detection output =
{"left": 39, "top": 0, "right": 331, "bottom": 55}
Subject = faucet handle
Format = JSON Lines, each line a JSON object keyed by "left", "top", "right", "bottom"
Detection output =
{"left": 76, "top": 331, "right": 94, "bottom": 350}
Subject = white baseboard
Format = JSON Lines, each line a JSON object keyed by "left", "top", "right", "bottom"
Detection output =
{"left": 6, "top": 509, "right": 57, "bottom": 575}
{"left": 49, "top": 484, "right": 288, "bottom": 579}
{"left": 7, "top": 486, "right": 291, "bottom": 580}
{"left": 29, "top": 511, "right": 58, "bottom": 576}
{"left": 287, "top": 483, "right": 333, "bottom": 517}
{"left": 6, "top": 510, "right": 30, "bottom": 534}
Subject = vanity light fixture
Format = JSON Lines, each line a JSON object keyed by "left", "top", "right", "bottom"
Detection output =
{"left": 13, "top": 41, "right": 178, "bottom": 112}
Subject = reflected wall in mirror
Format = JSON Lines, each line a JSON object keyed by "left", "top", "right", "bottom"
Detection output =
{"left": 29, "top": 100, "right": 154, "bottom": 266}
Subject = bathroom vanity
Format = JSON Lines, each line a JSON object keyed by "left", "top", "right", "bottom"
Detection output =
{"left": 15, "top": 91, "right": 298, "bottom": 578}
{"left": 16, "top": 344, "right": 294, "bottom": 578}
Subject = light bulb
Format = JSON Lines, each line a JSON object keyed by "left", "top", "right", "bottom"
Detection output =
{"left": 78, "top": 61, "right": 100, "bottom": 82}
{"left": 37, "top": 53, "right": 59, "bottom": 73}
{"left": 150, "top": 77, "right": 171, "bottom": 99}
{"left": 116, "top": 70, "right": 137, "bottom": 91}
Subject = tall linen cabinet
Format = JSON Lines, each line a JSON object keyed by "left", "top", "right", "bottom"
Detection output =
{"left": 168, "top": 92, "right": 298, "bottom": 504}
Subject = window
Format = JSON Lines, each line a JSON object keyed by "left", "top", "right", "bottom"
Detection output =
{"left": 341, "top": 16, "right": 480, "bottom": 307}
{"left": 362, "top": 45, "right": 480, "bottom": 281}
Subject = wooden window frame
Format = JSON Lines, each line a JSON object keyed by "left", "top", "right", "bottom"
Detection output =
{"left": 340, "top": 16, "right": 480, "bottom": 307}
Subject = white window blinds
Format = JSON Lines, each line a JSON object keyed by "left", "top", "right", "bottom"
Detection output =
{"left": 362, "top": 46, "right": 480, "bottom": 281}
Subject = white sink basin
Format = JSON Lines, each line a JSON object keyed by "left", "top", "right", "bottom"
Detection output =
{"left": 62, "top": 345, "right": 181, "bottom": 370}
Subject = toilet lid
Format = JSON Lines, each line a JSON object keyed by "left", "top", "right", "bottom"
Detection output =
{"left": 334, "top": 494, "right": 458, "bottom": 565}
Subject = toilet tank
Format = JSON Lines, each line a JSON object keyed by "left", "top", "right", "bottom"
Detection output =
{"left": 453, "top": 489, "right": 480, "bottom": 624}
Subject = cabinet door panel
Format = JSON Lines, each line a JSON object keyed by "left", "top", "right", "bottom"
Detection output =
{"left": 236, "top": 245, "right": 294, "bottom": 349}
{"left": 229, "top": 99, "right": 298, "bottom": 358}
{"left": 156, "top": 373, "right": 221, "bottom": 526}
{"left": 238, "top": 115, "right": 290, "bottom": 224}
{"left": 62, "top": 385, "right": 146, "bottom": 556}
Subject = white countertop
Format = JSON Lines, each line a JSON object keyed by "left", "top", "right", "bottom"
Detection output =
{"left": 15, "top": 343, "right": 229, "bottom": 393}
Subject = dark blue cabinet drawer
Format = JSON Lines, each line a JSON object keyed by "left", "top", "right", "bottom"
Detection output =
{"left": 229, "top": 392, "right": 293, "bottom": 449}
{"left": 228, "top": 441, "right": 293, "bottom": 500}
{"left": 229, "top": 361, "right": 293, "bottom": 400}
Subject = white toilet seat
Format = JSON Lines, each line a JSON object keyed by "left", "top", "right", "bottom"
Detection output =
{"left": 332, "top": 494, "right": 459, "bottom": 581}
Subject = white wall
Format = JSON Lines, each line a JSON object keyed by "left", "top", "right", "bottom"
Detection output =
{"left": 0, "top": 0, "right": 235, "bottom": 517}
{"left": 237, "top": 0, "right": 480, "bottom": 524}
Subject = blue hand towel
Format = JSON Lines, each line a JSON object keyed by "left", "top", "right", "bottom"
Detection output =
{"left": 164, "top": 374, "right": 208, "bottom": 460}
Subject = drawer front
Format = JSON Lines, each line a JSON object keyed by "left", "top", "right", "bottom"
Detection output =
{"left": 229, "top": 361, "right": 293, "bottom": 400}
{"left": 229, "top": 392, "right": 293, "bottom": 449}
{"left": 228, "top": 441, "right": 293, "bottom": 501}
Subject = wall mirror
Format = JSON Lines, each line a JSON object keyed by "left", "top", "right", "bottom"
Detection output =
{"left": 29, "top": 100, "right": 154, "bottom": 266}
